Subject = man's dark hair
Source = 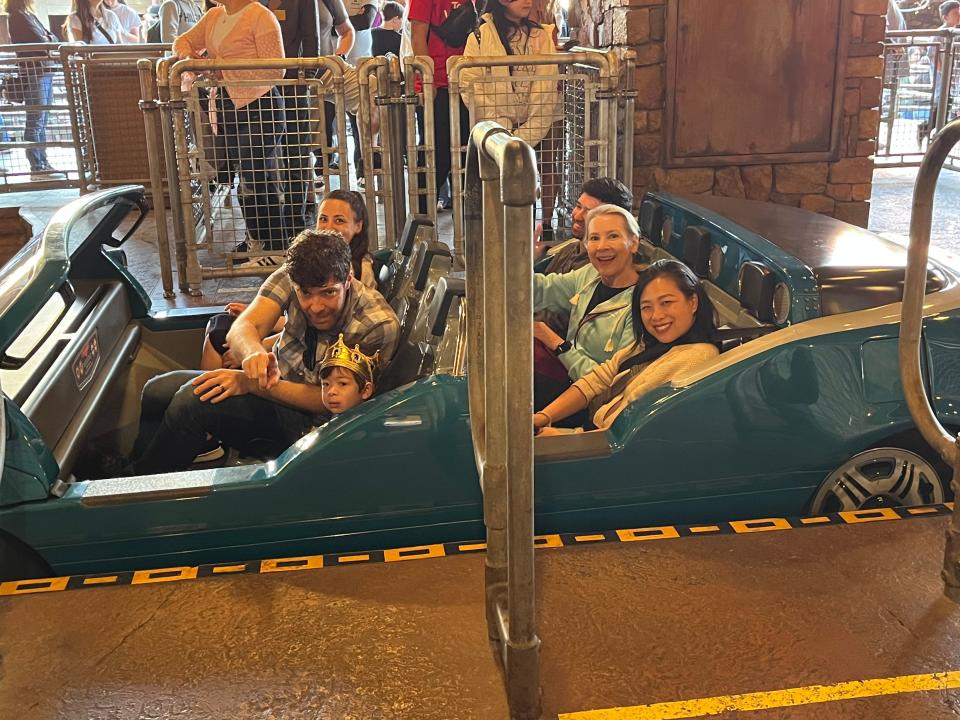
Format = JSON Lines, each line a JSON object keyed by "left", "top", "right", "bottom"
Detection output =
{"left": 285, "top": 229, "right": 352, "bottom": 289}
{"left": 381, "top": 1, "right": 403, "bottom": 22}
{"left": 942, "top": 0, "right": 960, "bottom": 18}
{"left": 581, "top": 177, "right": 634, "bottom": 212}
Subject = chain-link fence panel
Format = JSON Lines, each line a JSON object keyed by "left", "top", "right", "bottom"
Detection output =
{"left": 879, "top": 29, "right": 960, "bottom": 168}
{"left": 448, "top": 49, "right": 632, "bottom": 262}
{"left": 0, "top": 43, "right": 81, "bottom": 191}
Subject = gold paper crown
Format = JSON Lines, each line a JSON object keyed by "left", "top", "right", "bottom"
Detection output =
{"left": 320, "top": 334, "right": 379, "bottom": 386}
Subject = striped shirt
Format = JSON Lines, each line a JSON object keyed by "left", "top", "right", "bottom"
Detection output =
{"left": 259, "top": 270, "right": 400, "bottom": 386}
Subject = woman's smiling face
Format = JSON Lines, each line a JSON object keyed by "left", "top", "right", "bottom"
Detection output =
{"left": 316, "top": 198, "right": 362, "bottom": 246}
{"left": 639, "top": 275, "right": 699, "bottom": 344}
{"left": 584, "top": 213, "right": 640, "bottom": 284}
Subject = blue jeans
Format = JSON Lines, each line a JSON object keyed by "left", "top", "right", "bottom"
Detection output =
{"left": 132, "top": 370, "right": 318, "bottom": 474}
{"left": 23, "top": 73, "right": 52, "bottom": 170}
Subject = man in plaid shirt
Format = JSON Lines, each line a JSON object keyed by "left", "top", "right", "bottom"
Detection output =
{"left": 131, "top": 230, "right": 399, "bottom": 474}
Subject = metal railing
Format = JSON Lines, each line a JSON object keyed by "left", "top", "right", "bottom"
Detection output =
{"left": 879, "top": 29, "right": 960, "bottom": 168}
{"left": 448, "top": 48, "right": 635, "bottom": 262}
{"left": 0, "top": 42, "right": 170, "bottom": 193}
{"left": 899, "top": 115, "right": 960, "bottom": 600}
{"left": 464, "top": 120, "right": 540, "bottom": 720}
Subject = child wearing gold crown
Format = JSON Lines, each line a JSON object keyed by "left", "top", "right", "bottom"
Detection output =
{"left": 319, "top": 333, "right": 379, "bottom": 415}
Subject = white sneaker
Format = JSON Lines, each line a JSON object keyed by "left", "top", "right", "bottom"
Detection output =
{"left": 31, "top": 168, "right": 67, "bottom": 180}
{"left": 192, "top": 444, "right": 225, "bottom": 463}
{"left": 237, "top": 254, "right": 283, "bottom": 269}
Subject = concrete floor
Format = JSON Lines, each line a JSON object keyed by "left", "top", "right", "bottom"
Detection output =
{"left": 1, "top": 513, "right": 959, "bottom": 719}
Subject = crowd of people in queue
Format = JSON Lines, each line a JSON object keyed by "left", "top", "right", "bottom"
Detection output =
{"left": 10, "top": 0, "right": 723, "bottom": 474}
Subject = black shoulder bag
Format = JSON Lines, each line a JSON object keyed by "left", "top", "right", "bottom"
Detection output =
{"left": 431, "top": 1, "right": 480, "bottom": 48}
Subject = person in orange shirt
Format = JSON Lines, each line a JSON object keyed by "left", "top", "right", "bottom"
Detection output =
{"left": 173, "top": 0, "right": 290, "bottom": 260}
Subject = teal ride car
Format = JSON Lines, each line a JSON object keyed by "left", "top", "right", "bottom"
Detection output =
{"left": 0, "top": 185, "right": 956, "bottom": 580}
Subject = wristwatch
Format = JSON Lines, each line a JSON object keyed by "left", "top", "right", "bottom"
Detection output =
{"left": 554, "top": 340, "right": 572, "bottom": 356}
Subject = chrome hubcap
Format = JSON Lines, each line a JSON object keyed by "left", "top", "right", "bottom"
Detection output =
{"left": 811, "top": 447, "right": 945, "bottom": 514}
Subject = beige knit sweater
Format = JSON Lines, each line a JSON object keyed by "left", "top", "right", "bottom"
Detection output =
{"left": 572, "top": 343, "right": 720, "bottom": 430}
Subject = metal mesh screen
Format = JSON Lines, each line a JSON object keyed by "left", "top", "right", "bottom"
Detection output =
{"left": 0, "top": 46, "right": 80, "bottom": 190}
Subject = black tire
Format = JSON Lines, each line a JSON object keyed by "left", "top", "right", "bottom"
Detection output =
{"left": 0, "top": 530, "right": 52, "bottom": 582}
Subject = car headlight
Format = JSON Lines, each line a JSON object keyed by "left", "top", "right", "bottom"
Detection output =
{"left": 772, "top": 282, "right": 791, "bottom": 324}
{"left": 708, "top": 244, "right": 724, "bottom": 280}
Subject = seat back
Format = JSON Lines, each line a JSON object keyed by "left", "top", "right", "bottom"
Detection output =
{"left": 738, "top": 261, "right": 777, "bottom": 324}
{"left": 380, "top": 215, "right": 436, "bottom": 302}
{"left": 639, "top": 198, "right": 664, "bottom": 245}
{"left": 682, "top": 225, "right": 712, "bottom": 278}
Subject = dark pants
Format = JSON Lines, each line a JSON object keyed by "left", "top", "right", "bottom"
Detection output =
{"left": 278, "top": 83, "right": 313, "bottom": 234}
{"left": 23, "top": 73, "right": 52, "bottom": 171}
{"left": 217, "top": 89, "right": 289, "bottom": 250}
{"left": 132, "top": 370, "right": 316, "bottom": 474}
{"left": 416, "top": 87, "right": 471, "bottom": 214}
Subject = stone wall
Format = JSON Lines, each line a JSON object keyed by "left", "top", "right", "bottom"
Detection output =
{"left": 571, "top": 0, "right": 888, "bottom": 227}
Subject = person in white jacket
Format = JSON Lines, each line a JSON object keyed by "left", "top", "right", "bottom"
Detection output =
{"left": 534, "top": 259, "right": 720, "bottom": 434}
{"left": 461, "top": 0, "right": 562, "bottom": 240}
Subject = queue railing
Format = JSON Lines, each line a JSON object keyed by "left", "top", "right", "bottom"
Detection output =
{"left": 464, "top": 120, "right": 540, "bottom": 719}
{"left": 0, "top": 43, "right": 81, "bottom": 191}
{"left": 899, "top": 115, "right": 960, "bottom": 600}
{"left": 151, "top": 56, "right": 362, "bottom": 294}
{"left": 879, "top": 28, "right": 960, "bottom": 168}
{"left": 448, "top": 48, "right": 635, "bottom": 263}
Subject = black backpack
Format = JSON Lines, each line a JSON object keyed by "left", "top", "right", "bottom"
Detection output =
{"left": 146, "top": 0, "right": 186, "bottom": 43}
{"left": 431, "top": 0, "right": 480, "bottom": 48}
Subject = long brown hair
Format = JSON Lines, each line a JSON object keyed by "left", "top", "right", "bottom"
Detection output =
{"left": 322, "top": 189, "right": 370, "bottom": 281}
{"left": 66, "top": 0, "right": 102, "bottom": 43}
{"left": 4, "top": 0, "right": 36, "bottom": 14}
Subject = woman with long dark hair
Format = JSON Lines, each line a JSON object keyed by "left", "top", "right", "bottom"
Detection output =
{"left": 316, "top": 189, "right": 376, "bottom": 289}
{"left": 65, "top": 0, "right": 124, "bottom": 43}
{"left": 534, "top": 259, "right": 719, "bottom": 434}
{"left": 461, "top": 0, "right": 562, "bottom": 240}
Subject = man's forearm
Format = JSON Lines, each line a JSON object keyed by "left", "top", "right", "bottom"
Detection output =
{"left": 249, "top": 378, "right": 326, "bottom": 414}
{"left": 227, "top": 318, "right": 272, "bottom": 361}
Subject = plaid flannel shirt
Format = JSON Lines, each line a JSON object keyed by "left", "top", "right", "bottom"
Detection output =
{"left": 259, "top": 270, "right": 400, "bottom": 386}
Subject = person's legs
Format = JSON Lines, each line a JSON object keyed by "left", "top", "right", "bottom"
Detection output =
{"left": 133, "top": 382, "right": 315, "bottom": 474}
{"left": 233, "top": 91, "right": 289, "bottom": 251}
{"left": 279, "top": 83, "right": 312, "bottom": 234}
{"left": 348, "top": 112, "right": 364, "bottom": 180}
{"left": 538, "top": 120, "right": 563, "bottom": 241}
{"left": 131, "top": 369, "right": 204, "bottom": 461}
{"left": 23, "top": 74, "right": 51, "bottom": 171}
{"left": 415, "top": 87, "right": 455, "bottom": 214}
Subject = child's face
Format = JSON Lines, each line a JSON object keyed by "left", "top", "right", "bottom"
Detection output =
{"left": 321, "top": 366, "right": 373, "bottom": 414}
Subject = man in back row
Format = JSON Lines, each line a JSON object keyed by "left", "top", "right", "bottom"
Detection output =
{"left": 541, "top": 177, "right": 634, "bottom": 274}
{"left": 130, "top": 230, "right": 400, "bottom": 475}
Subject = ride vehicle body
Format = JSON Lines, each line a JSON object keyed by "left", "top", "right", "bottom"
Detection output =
{"left": 0, "top": 186, "right": 957, "bottom": 579}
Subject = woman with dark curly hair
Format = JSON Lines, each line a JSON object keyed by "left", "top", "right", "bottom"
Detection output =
{"left": 316, "top": 189, "right": 376, "bottom": 289}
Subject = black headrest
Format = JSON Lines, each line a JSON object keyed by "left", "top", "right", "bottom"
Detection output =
{"left": 398, "top": 214, "right": 435, "bottom": 257}
{"left": 639, "top": 198, "right": 663, "bottom": 245}
{"left": 738, "top": 262, "right": 776, "bottom": 323}
{"left": 682, "top": 225, "right": 712, "bottom": 279}
{"left": 412, "top": 241, "right": 453, "bottom": 292}
{"left": 428, "top": 275, "right": 466, "bottom": 338}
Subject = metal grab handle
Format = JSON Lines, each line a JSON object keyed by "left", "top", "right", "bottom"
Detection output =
{"left": 900, "top": 116, "right": 960, "bottom": 602}
{"left": 900, "top": 116, "right": 960, "bottom": 468}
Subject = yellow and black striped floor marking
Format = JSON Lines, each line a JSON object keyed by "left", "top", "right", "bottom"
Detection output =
{"left": 1, "top": 502, "right": 953, "bottom": 598}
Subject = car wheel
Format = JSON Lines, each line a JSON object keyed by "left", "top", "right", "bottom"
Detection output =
{"left": 0, "top": 531, "right": 52, "bottom": 583}
{"left": 810, "top": 447, "right": 947, "bottom": 514}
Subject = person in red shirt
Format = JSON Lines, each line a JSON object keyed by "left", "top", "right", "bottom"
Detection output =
{"left": 407, "top": 0, "right": 473, "bottom": 213}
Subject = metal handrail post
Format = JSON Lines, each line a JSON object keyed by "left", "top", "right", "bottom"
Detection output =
{"left": 936, "top": 33, "right": 956, "bottom": 134}
{"left": 619, "top": 50, "right": 637, "bottom": 193}
{"left": 900, "top": 116, "right": 960, "bottom": 601}
{"left": 137, "top": 59, "right": 175, "bottom": 298}
{"left": 384, "top": 56, "right": 408, "bottom": 242}
{"left": 403, "top": 56, "right": 438, "bottom": 229}
{"left": 58, "top": 46, "right": 91, "bottom": 192}
{"left": 155, "top": 58, "right": 189, "bottom": 293}
{"left": 358, "top": 57, "right": 387, "bottom": 250}
{"left": 466, "top": 120, "right": 541, "bottom": 720}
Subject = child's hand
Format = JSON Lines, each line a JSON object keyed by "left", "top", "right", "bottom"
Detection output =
{"left": 225, "top": 302, "right": 248, "bottom": 316}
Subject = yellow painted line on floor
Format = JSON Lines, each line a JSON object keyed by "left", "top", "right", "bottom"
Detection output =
{"left": 907, "top": 507, "right": 941, "bottom": 515}
{"left": 336, "top": 554, "right": 371, "bottom": 563}
{"left": 689, "top": 526, "right": 720, "bottom": 533}
{"left": 558, "top": 670, "right": 960, "bottom": 720}
{"left": 211, "top": 564, "right": 247, "bottom": 574}
{"left": 574, "top": 534, "right": 607, "bottom": 542}
{"left": 82, "top": 576, "right": 118, "bottom": 585}
{"left": 800, "top": 516, "right": 831, "bottom": 524}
